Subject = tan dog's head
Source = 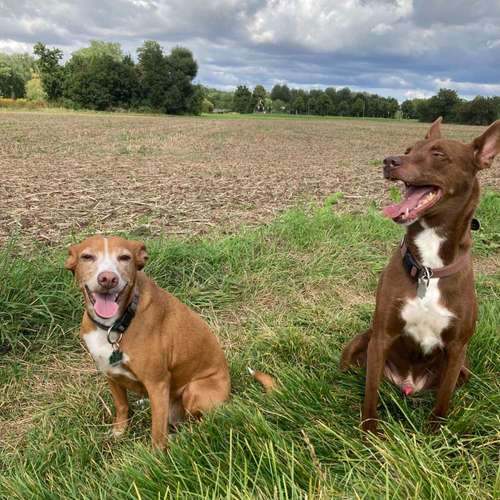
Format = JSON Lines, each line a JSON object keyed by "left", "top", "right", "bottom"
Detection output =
{"left": 381, "top": 118, "right": 500, "bottom": 225}
{"left": 65, "top": 236, "right": 148, "bottom": 324}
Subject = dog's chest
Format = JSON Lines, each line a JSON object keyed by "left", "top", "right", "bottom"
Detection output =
{"left": 83, "top": 329, "right": 137, "bottom": 380}
{"left": 400, "top": 227, "right": 454, "bottom": 354}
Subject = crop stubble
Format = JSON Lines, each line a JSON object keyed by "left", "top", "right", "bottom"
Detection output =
{"left": 1, "top": 111, "right": 498, "bottom": 245}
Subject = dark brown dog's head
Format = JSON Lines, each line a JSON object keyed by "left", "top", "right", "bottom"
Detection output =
{"left": 382, "top": 118, "right": 500, "bottom": 225}
{"left": 65, "top": 236, "right": 148, "bottom": 324}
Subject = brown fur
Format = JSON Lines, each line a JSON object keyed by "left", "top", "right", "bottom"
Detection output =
{"left": 67, "top": 236, "right": 232, "bottom": 449}
{"left": 341, "top": 119, "right": 500, "bottom": 433}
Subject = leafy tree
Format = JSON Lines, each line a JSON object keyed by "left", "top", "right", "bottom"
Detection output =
{"left": 137, "top": 41, "right": 169, "bottom": 109}
{"left": 455, "top": 96, "right": 498, "bottom": 125}
{"left": 71, "top": 40, "right": 123, "bottom": 63}
{"left": 136, "top": 42, "right": 199, "bottom": 114}
{"left": 185, "top": 84, "right": 204, "bottom": 115}
{"left": 63, "top": 53, "right": 139, "bottom": 110}
{"left": 33, "top": 42, "right": 64, "bottom": 100}
{"left": 271, "top": 84, "right": 291, "bottom": 103}
{"left": 272, "top": 99, "right": 287, "bottom": 113}
{"left": 233, "top": 85, "right": 252, "bottom": 113}
{"left": 204, "top": 87, "right": 234, "bottom": 110}
{"left": 401, "top": 99, "right": 417, "bottom": 119}
{"left": 252, "top": 84, "right": 267, "bottom": 112}
{"left": 201, "top": 98, "right": 214, "bottom": 113}
{"left": 417, "top": 88, "right": 461, "bottom": 122}
{"left": 0, "top": 53, "right": 34, "bottom": 98}
{"left": 290, "top": 94, "right": 306, "bottom": 114}
{"left": 25, "top": 73, "right": 47, "bottom": 101}
{"left": 352, "top": 97, "right": 364, "bottom": 117}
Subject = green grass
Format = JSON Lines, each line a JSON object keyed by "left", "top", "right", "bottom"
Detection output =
{"left": 1, "top": 192, "right": 499, "bottom": 499}
{"left": 200, "top": 112, "right": 406, "bottom": 123}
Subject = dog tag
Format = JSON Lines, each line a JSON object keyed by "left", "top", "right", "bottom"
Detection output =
{"left": 417, "top": 267, "right": 432, "bottom": 299}
{"left": 417, "top": 278, "right": 428, "bottom": 299}
{"left": 109, "top": 350, "right": 123, "bottom": 366}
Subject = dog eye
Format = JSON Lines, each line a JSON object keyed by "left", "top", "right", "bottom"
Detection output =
{"left": 80, "top": 254, "right": 95, "bottom": 261}
{"left": 432, "top": 150, "right": 446, "bottom": 158}
{"left": 118, "top": 254, "right": 132, "bottom": 262}
{"left": 404, "top": 148, "right": 411, "bottom": 155}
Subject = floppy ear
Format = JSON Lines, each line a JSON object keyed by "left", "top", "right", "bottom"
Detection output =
{"left": 425, "top": 116, "right": 442, "bottom": 140}
{"left": 472, "top": 119, "right": 500, "bottom": 170}
{"left": 65, "top": 245, "right": 79, "bottom": 272}
{"left": 132, "top": 241, "right": 148, "bottom": 270}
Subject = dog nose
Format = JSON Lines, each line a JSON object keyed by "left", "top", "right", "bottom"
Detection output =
{"left": 97, "top": 271, "right": 119, "bottom": 289}
{"left": 383, "top": 155, "right": 402, "bottom": 179}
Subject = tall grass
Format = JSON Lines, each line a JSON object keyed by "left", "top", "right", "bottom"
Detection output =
{"left": 1, "top": 192, "right": 498, "bottom": 498}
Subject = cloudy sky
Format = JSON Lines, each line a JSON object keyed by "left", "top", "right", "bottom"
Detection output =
{"left": 1, "top": 0, "right": 499, "bottom": 101}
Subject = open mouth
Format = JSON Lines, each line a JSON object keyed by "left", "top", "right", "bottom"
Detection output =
{"left": 382, "top": 183, "right": 443, "bottom": 224}
{"left": 85, "top": 284, "right": 126, "bottom": 319}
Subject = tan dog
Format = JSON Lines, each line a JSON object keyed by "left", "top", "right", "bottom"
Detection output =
{"left": 66, "top": 236, "right": 231, "bottom": 449}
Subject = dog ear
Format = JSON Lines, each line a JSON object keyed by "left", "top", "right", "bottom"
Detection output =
{"left": 472, "top": 120, "right": 500, "bottom": 170}
{"left": 132, "top": 241, "right": 149, "bottom": 270}
{"left": 64, "top": 244, "right": 79, "bottom": 272}
{"left": 425, "top": 116, "right": 442, "bottom": 140}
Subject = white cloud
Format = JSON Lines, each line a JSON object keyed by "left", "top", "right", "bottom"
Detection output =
{"left": 0, "top": 39, "right": 32, "bottom": 53}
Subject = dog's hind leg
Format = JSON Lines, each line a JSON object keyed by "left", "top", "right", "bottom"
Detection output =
{"left": 340, "top": 329, "right": 371, "bottom": 372}
{"left": 181, "top": 374, "right": 230, "bottom": 418}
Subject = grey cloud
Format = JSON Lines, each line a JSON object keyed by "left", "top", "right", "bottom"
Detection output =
{"left": 1, "top": 0, "right": 499, "bottom": 101}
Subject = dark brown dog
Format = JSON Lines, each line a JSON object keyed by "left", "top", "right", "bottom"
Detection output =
{"left": 341, "top": 118, "right": 500, "bottom": 433}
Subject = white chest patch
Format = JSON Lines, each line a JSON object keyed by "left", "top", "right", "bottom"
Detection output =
{"left": 83, "top": 329, "right": 137, "bottom": 380}
{"left": 400, "top": 226, "right": 454, "bottom": 354}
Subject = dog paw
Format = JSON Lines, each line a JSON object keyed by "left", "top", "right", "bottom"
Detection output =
{"left": 111, "top": 426, "right": 127, "bottom": 438}
{"left": 361, "top": 418, "right": 379, "bottom": 434}
{"left": 427, "top": 414, "right": 445, "bottom": 433}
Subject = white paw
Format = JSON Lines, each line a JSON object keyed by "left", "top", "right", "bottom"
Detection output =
{"left": 112, "top": 426, "right": 126, "bottom": 438}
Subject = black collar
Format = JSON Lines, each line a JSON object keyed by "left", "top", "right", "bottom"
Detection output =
{"left": 401, "top": 217, "right": 479, "bottom": 282}
{"left": 90, "top": 292, "right": 139, "bottom": 333}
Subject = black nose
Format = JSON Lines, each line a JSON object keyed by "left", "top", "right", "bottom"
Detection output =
{"left": 383, "top": 155, "right": 402, "bottom": 179}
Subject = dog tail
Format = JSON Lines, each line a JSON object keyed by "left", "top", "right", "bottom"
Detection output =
{"left": 247, "top": 367, "right": 277, "bottom": 393}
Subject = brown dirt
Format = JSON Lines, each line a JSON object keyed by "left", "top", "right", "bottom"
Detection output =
{"left": 1, "top": 111, "right": 498, "bottom": 246}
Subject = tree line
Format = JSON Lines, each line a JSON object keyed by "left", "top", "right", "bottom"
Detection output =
{"left": 209, "top": 84, "right": 399, "bottom": 118}
{"left": 1, "top": 40, "right": 202, "bottom": 114}
{"left": 1, "top": 41, "right": 499, "bottom": 124}
{"left": 401, "top": 89, "right": 500, "bottom": 126}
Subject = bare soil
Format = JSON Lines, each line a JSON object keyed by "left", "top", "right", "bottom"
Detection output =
{"left": 1, "top": 111, "right": 498, "bottom": 246}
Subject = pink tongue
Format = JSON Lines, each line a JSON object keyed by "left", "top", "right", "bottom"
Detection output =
{"left": 382, "top": 186, "right": 431, "bottom": 219}
{"left": 93, "top": 293, "right": 119, "bottom": 319}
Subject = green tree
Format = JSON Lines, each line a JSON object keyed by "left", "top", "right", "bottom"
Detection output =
{"left": 0, "top": 53, "right": 34, "bottom": 98}
{"left": 137, "top": 41, "right": 169, "bottom": 109}
{"left": 417, "top": 88, "right": 461, "bottom": 122}
{"left": 401, "top": 99, "right": 417, "bottom": 119}
{"left": 252, "top": 84, "right": 267, "bottom": 112}
{"left": 456, "top": 96, "right": 498, "bottom": 125}
{"left": 136, "top": 42, "right": 199, "bottom": 114}
{"left": 33, "top": 42, "right": 64, "bottom": 100}
{"left": 72, "top": 40, "right": 123, "bottom": 63}
{"left": 64, "top": 53, "right": 139, "bottom": 110}
{"left": 25, "top": 73, "right": 47, "bottom": 101}
{"left": 271, "top": 98, "right": 287, "bottom": 113}
{"left": 233, "top": 85, "right": 252, "bottom": 113}
{"left": 352, "top": 97, "right": 364, "bottom": 117}
{"left": 271, "top": 84, "right": 291, "bottom": 103}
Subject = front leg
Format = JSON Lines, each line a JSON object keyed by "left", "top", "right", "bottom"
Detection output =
{"left": 362, "top": 334, "right": 392, "bottom": 433}
{"left": 108, "top": 378, "right": 129, "bottom": 437}
{"left": 144, "top": 376, "right": 171, "bottom": 450}
{"left": 429, "top": 340, "right": 467, "bottom": 431}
